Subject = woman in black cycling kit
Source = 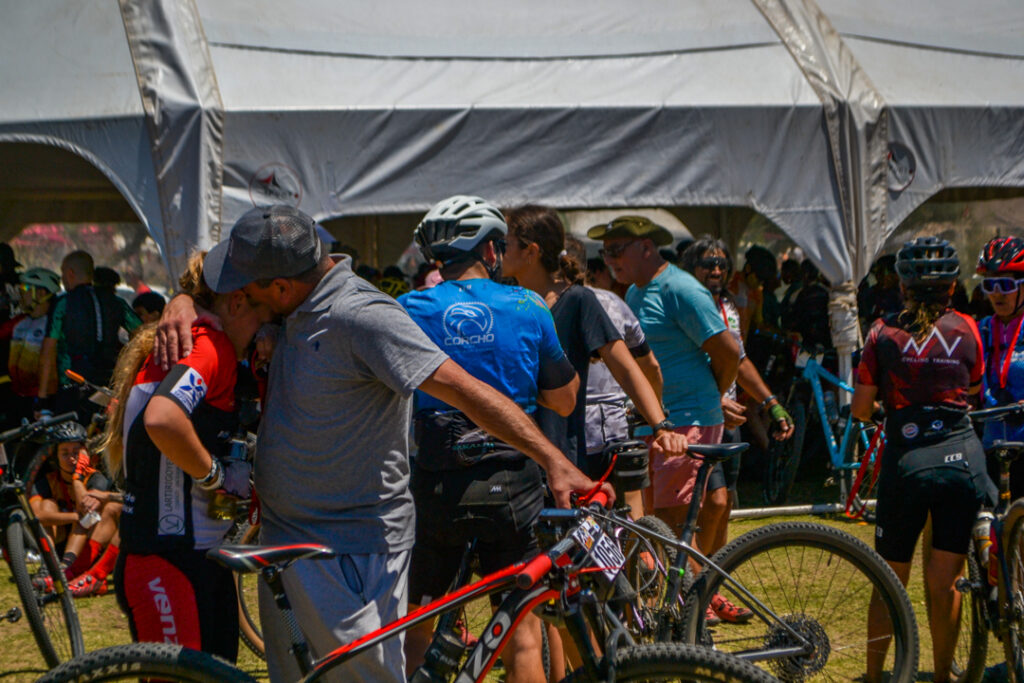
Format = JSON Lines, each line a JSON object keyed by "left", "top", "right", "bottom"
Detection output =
{"left": 852, "top": 237, "right": 995, "bottom": 683}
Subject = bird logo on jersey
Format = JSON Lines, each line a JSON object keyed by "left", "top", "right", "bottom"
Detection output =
{"left": 170, "top": 368, "right": 208, "bottom": 414}
{"left": 442, "top": 302, "right": 495, "bottom": 346}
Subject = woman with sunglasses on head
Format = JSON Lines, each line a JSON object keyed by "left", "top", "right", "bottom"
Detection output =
{"left": 502, "top": 206, "right": 688, "bottom": 481}
{"left": 976, "top": 236, "right": 1024, "bottom": 499}
{"left": 853, "top": 237, "right": 995, "bottom": 683}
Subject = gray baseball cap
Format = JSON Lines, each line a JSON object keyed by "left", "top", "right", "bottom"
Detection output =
{"left": 203, "top": 205, "right": 323, "bottom": 293}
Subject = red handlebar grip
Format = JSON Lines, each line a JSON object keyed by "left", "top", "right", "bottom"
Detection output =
{"left": 65, "top": 370, "right": 86, "bottom": 384}
{"left": 515, "top": 553, "right": 553, "bottom": 589}
{"left": 587, "top": 490, "right": 609, "bottom": 509}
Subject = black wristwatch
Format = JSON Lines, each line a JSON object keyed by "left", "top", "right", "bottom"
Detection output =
{"left": 651, "top": 419, "right": 676, "bottom": 434}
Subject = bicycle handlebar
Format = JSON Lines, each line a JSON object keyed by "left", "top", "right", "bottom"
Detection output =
{"left": 514, "top": 492, "right": 611, "bottom": 589}
{"left": 0, "top": 412, "right": 78, "bottom": 444}
{"left": 65, "top": 369, "right": 115, "bottom": 397}
{"left": 970, "top": 403, "right": 1024, "bottom": 424}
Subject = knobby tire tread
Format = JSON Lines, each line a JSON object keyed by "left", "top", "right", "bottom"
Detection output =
{"left": 5, "top": 510, "right": 84, "bottom": 667}
{"left": 562, "top": 642, "right": 776, "bottom": 683}
{"left": 37, "top": 642, "right": 259, "bottom": 682}
{"left": 1003, "top": 514, "right": 1024, "bottom": 683}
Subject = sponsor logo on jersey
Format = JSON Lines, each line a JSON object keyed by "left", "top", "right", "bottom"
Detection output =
{"left": 170, "top": 367, "right": 207, "bottom": 414}
{"left": 147, "top": 577, "right": 180, "bottom": 643}
{"left": 442, "top": 302, "right": 495, "bottom": 346}
{"left": 931, "top": 420, "right": 944, "bottom": 432}
{"left": 944, "top": 452, "right": 964, "bottom": 464}
{"left": 901, "top": 422, "right": 919, "bottom": 439}
{"left": 901, "top": 327, "right": 962, "bottom": 358}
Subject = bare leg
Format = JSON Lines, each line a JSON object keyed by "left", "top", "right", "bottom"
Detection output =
{"left": 925, "top": 548, "right": 967, "bottom": 683}
{"left": 403, "top": 604, "right": 433, "bottom": 677}
{"left": 697, "top": 486, "right": 730, "bottom": 557}
{"left": 867, "top": 559, "right": 911, "bottom": 683}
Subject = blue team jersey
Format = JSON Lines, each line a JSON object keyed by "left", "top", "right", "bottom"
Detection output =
{"left": 979, "top": 314, "right": 1024, "bottom": 447}
{"left": 400, "top": 278, "right": 565, "bottom": 413}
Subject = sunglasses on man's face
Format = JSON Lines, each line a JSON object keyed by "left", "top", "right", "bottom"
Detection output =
{"left": 698, "top": 256, "right": 728, "bottom": 271}
{"left": 981, "top": 277, "right": 1024, "bottom": 295}
{"left": 599, "top": 240, "right": 639, "bottom": 260}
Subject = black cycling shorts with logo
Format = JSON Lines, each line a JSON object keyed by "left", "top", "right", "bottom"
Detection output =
{"left": 408, "top": 456, "right": 543, "bottom": 606}
{"left": 874, "top": 427, "right": 994, "bottom": 563}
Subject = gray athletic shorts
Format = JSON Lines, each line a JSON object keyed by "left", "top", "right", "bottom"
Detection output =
{"left": 258, "top": 547, "right": 410, "bottom": 683}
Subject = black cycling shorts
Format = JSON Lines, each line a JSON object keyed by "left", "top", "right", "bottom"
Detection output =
{"left": 409, "top": 457, "right": 543, "bottom": 606}
{"left": 875, "top": 428, "right": 994, "bottom": 563}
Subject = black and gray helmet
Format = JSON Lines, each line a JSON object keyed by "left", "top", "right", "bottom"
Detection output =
{"left": 50, "top": 421, "right": 87, "bottom": 443}
{"left": 895, "top": 236, "right": 959, "bottom": 288}
{"left": 414, "top": 195, "right": 507, "bottom": 263}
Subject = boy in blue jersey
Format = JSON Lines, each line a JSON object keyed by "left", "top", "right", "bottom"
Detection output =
{"left": 399, "top": 195, "right": 582, "bottom": 682}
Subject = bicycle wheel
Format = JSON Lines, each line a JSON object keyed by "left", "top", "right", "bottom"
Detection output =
{"left": 37, "top": 642, "right": 258, "bottom": 682}
{"left": 4, "top": 508, "right": 84, "bottom": 667}
{"left": 563, "top": 642, "right": 776, "bottom": 682}
{"left": 231, "top": 522, "right": 264, "bottom": 659}
{"left": 616, "top": 515, "right": 680, "bottom": 641}
{"left": 952, "top": 548, "right": 988, "bottom": 683}
{"left": 763, "top": 400, "right": 806, "bottom": 505}
{"left": 679, "top": 521, "right": 919, "bottom": 683}
{"left": 1002, "top": 513, "right": 1024, "bottom": 683}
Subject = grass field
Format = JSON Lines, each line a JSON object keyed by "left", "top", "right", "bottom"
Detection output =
{"left": 0, "top": 472, "right": 1008, "bottom": 681}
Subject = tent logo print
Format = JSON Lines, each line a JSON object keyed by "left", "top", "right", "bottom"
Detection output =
{"left": 249, "top": 162, "right": 302, "bottom": 208}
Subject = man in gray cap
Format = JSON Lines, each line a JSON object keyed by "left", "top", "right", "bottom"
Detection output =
{"left": 587, "top": 216, "right": 740, "bottom": 567}
{"left": 158, "top": 205, "right": 609, "bottom": 682}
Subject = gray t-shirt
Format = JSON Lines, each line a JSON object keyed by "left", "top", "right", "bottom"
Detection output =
{"left": 584, "top": 287, "right": 647, "bottom": 453}
{"left": 255, "top": 258, "right": 449, "bottom": 554}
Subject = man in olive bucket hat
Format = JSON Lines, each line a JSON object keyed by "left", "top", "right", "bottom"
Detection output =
{"left": 589, "top": 215, "right": 743, "bottom": 619}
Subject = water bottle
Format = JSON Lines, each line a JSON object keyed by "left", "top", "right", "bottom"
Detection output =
{"left": 823, "top": 390, "right": 839, "bottom": 425}
{"left": 973, "top": 511, "right": 995, "bottom": 583}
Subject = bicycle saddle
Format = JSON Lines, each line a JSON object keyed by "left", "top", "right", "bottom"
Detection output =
{"left": 207, "top": 543, "right": 336, "bottom": 574}
{"left": 687, "top": 442, "right": 749, "bottom": 462}
{"left": 987, "top": 440, "right": 1024, "bottom": 464}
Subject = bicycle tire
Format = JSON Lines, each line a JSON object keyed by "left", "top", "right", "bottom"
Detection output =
{"left": 562, "top": 642, "right": 776, "bottom": 683}
{"left": 679, "top": 521, "right": 919, "bottom": 683}
{"left": 1002, "top": 512, "right": 1024, "bottom": 683}
{"left": 231, "top": 522, "right": 265, "bottom": 660}
{"left": 952, "top": 548, "right": 987, "bottom": 683}
{"left": 4, "top": 508, "right": 84, "bottom": 667}
{"left": 763, "top": 399, "right": 806, "bottom": 505}
{"left": 37, "top": 642, "right": 258, "bottom": 682}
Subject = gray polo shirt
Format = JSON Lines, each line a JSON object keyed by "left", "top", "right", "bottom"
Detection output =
{"left": 254, "top": 258, "right": 449, "bottom": 554}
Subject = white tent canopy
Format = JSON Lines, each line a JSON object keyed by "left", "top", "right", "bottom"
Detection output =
{"left": 2, "top": 0, "right": 1023, "bottom": 290}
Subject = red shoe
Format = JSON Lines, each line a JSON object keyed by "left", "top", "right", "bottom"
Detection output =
{"left": 69, "top": 574, "right": 108, "bottom": 598}
{"left": 710, "top": 593, "right": 753, "bottom": 624}
{"left": 704, "top": 604, "right": 722, "bottom": 627}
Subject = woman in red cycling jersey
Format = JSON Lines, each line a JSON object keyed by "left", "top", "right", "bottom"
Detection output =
{"left": 100, "top": 252, "right": 268, "bottom": 663}
{"left": 853, "top": 237, "right": 994, "bottom": 683}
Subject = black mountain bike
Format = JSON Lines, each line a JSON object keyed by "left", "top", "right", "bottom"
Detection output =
{"left": 0, "top": 412, "right": 85, "bottom": 667}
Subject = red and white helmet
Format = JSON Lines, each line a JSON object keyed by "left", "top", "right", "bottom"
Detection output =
{"left": 977, "top": 236, "right": 1024, "bottom": 275}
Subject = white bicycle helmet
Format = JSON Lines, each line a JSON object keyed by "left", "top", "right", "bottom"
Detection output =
{"left": 414, "top": 195, "right": 507, "bottom": 263}
{"left": 20, "top": 267, "right": 61, "bottom": 295}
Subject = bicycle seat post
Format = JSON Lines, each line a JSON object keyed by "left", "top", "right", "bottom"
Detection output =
{"left": 658, "top": 456, "right": 714, "bottom": 618}
{"left": 261, "top": 564, "right": 315, "bottom": 674}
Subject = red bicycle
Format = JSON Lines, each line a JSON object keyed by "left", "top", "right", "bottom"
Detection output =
{"left": 40, "top": 492, "right": 774, "bottom": 683}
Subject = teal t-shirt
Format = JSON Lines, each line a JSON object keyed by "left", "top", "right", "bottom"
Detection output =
{"left": 626, "top": 263, "right": 726, "bottom": 426}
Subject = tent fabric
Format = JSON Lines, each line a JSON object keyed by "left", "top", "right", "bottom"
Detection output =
{"left": 120, "top": 0, "right": 225, "bottom": 277}
{"left": 1, "top": 0, "right": 1022, "bottom": 284}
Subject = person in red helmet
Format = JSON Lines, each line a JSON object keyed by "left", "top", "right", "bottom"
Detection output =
{"left": 976, "top": 235, "right": 1024, "bottom": 499}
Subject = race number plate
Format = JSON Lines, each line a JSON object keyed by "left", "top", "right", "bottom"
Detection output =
{"left": 571, "top": 516, "right": 626, "bottom": 581}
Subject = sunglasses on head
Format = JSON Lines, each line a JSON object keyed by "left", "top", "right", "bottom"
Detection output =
{"left": 698, "top": 256, "right": 728, "bottom": 271}
{"left": 599, "top": 240, "right": 639, "bottom": 260}
{"left": 981, "top": 277, "right": 1024, "bottom": 295}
